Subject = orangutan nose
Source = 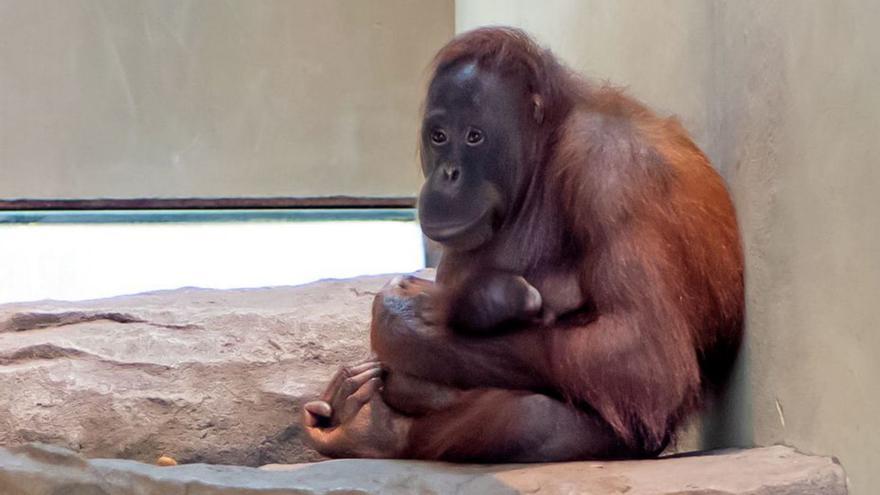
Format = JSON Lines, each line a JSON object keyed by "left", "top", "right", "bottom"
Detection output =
{"left": 442, "top": 164, "right": 461, "bottom": 183}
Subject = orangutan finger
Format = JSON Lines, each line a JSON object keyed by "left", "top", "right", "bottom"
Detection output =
{"left": 338, "top": 377, "right": 382, "bottom": 423}
{"left": 330, "top": 365, "right": 383, "bottom": 412}
{"left": 303, "top": 400, "right": 333, "bottom": 427}
{"left": 320, "top": 360, "right": 381, "bottom": 402}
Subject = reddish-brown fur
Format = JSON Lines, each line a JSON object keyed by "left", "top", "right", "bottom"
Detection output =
{"left": 304, "top": 27, "right": 743, "bottom": 462}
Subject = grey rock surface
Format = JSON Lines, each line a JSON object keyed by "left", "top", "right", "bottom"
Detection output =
{"left": 0, "top": 443, "right": 847, "bottom": 495}
{"left": 0, "top": 275, "right": 398, "bottom": 466}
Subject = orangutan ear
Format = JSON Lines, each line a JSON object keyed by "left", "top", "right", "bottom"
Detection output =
{"left": 532, "top": 94, "right": 545, "bottom": 124}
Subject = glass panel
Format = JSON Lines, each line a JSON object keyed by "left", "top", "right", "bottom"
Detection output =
{"left": 0, "top": 210, "right": 424, "bottom": 304}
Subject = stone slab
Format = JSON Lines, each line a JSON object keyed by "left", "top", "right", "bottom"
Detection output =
{"left": 0, "top": 275, "right": 397, "bottom": 465}
{"left": 0, "top": 443, "right": 847, "bottom": 495}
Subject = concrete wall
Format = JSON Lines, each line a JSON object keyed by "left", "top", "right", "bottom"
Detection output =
{"left": 706, "top": 4, "right": 880, "bottom": 495}
{"left": 0, "top": 0, "right": 453, "bottom": 200}
{"left": 460, "top": 2, "right": 879, "bottom": 494}
{"left": 456, "top": 1, "right": 715, "bottom": 158}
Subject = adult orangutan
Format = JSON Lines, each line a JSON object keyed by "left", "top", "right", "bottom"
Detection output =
{"left": 302, "top": 27, "right": 743, "bottom": 462}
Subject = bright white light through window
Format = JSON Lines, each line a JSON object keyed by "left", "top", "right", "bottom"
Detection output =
{"left": 0, "top": 218, "right": 425, "bottom": 304}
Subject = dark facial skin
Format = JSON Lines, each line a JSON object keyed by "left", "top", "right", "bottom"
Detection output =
{"left": 416, "top": 62, "right": 551, "bottom": 332}
{"left": 417, "top": 61, "right": 565, "bottom": 332}
{"left": 418, "top": 62, "right": 532, "bottom": 252}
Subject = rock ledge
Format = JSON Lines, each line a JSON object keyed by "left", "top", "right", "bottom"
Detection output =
{"left": 0, "top": 443, "right": 846, "bottom": 495}
{"left": 0, "top": 276, "right": 392, "bottom": 465}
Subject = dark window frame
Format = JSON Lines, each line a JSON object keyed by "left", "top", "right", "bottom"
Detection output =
{"left": 0, "top": 196, "right": 415, "bottom": 211}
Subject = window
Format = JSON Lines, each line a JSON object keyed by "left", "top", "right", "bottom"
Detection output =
{"left": 0, "top": 210, "right": 425, "bottom": 304}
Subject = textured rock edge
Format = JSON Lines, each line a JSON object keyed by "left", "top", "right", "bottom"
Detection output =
{"left": 0, "top": 443, "right": 847, "bottom": 495}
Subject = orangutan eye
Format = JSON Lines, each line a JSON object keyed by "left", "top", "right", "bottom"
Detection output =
{"left": 466, "top": 129, "right": 484, "bottom": 145}
{"left": 431, "top": 129, "right": 448, "bottom": 145}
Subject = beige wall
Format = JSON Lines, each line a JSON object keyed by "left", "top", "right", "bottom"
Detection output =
{"left": 456, "top": 0, "right": 714, "bottom": 159}
{"left": 706, "top": 4, "right": 880, "bottom": 495}
{"left": 0, "top": 0, "right": 453, "bottom": 200}
{"left": 460, "top": 2, "right": 878, "bottom": 494}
